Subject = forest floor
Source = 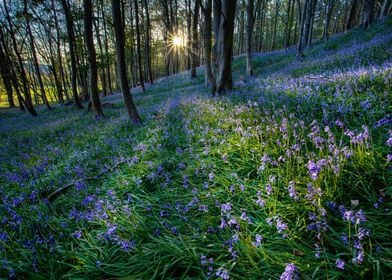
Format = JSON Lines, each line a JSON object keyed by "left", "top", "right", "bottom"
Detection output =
{"left": 0, "top": 18, "right": 391, "bottom": 279}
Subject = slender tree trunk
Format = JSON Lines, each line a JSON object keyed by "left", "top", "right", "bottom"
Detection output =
{"left": 93, "top": 13, "right": 107, "bottom": 97}
{"left": 246, "top": 0, "right": 255, "bottom": 76}
{"left": 61, "top": 0, "right": 83, "bottom": 108}
{"left": 100, "top": 0, "right": 113, "bottom": 94}
{"left": 134, "top": 0, "right": 145, "bottom": 91}
{"left": 191, "top": 0, "right": 200, "bottom": 78}
{"left": 24, "top": 0, "right": 52, "bottom": 110}
{"left": 322, "top": 0, "right": 335, "bottom": 40}
{"left": 345, "top": 0, "right": 358, "bottom": 30}
{"left": 238, "top": 2, "right": 245, "bottom": 54}
{"left": 0, "top": 34, "right": 25, "bottom": 110}
{"left": 112, "top": 0, "right": 140, "bottom": 123}
{"left": 297, "top": 0, "right": 309, "bottom": 60}
{"left": 0, "top": 43, "right": 15, "bottom": 107}
{"left": 143, "top": 0, "right": 154, "bottom": 83}
{"left": 271, "top": 0, "right": 280, "bottom": 50}
{"left": 47, "top": 30, "right": 64, "bottom": 104}
{"left": 201, "top": 0, "right": 213, "bottom": 86}
{"left": 284, "top": 0, "right": 292, "bottom": 49}
{"left": 214, "top": 0, "right": 237, "bottom": 94}
{"left": 84, "top": 0, "right": 104, "bottom": 117}
{"left": 361, "top": 0, "right": 376, "bottom": 28}
{"left": 380, "top": 0, "right": 391, "bottom": 18}
{"left": 302, "top": 0, "right": 316, "bottom": 47}
{"left": 2, "top": 8, "right": 37, "bottom": 116}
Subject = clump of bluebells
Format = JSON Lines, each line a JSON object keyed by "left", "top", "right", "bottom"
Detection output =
{"left": 0, "top": 20, "right": 391, "bottom": 279}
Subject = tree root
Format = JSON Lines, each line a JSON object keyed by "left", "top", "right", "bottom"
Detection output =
{"left": 46, "top": 158, "right": 131, "bottom": 201}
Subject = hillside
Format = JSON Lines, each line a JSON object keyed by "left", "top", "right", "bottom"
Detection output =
{"left": 0, "top": 18, "right": 391, "bottom": 279}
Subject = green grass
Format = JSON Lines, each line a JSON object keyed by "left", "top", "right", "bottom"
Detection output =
{"left": 0, "top": 17, "right": 391, "bottom": 279}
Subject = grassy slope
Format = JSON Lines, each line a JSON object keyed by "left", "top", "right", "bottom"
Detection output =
{"left": 0, "top": 18, "right": 391, "bottom": 279}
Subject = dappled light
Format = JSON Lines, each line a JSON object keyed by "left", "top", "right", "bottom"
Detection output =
{"left": 0, "top": 0, "right": 391, "bottom": 278}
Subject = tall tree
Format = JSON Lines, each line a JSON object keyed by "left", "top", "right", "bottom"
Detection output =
{"left": 361, "top": 0, "right": 376, "bottom": 28}
{"left": 24, "top": 0, "right": 52, "bottom": 110}
{"left": 84, "top": 0, "right": 104, "bottom": 117}
{"left": 112, "top": 0, "right": 141, "bottom": 123}
{"left": 321, "top": 0, "right": 336, "bottom": 40}
{"left": 246, "top": 0, "right": 255, "bottom": 76}
{"left": 201, "top": 0, "right": 214, "bottom": 86}
{"left": 380, "top": 0, "right": 391, "bottom": 18}
{"left": 345, "top": 0, "right": 359, "bottom": 31}
{"left": 143, "top": 0, "right": 154, "bottom": 84}
{"left": 213, "top": 0, "right": 237, "bottom": 94}
{"left": 60, "top": 0, "right": 83, "bottom": 108}
{"left": 191, "top": 0, "right": 200, "bottom": 78}
{"left": 296, "top": 0, "right": 310, "bottom": 59}
{"left": 2, "top": 3, "right": 37, "bottom": 116}
{"left": 134, "top": 0, "right": 145, "bottom": 91}
{"left": 0, "top": 41, "right": 15, "bottom": 108}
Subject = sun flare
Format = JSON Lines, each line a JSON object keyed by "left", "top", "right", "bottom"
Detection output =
{"left": 170, "top": 34, "right": 186, "bottom": 48}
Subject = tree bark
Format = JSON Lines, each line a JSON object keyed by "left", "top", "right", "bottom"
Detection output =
{"left": 213, "top": 0, "right": 237, "bottom": 94}
{"left": 345, "top": 0, "right": 358, "bottom": 31}
{"left": 134, "top": 0, "right": 146, "bottom": 91}
{"left": 191, "top": 0, "right": 200, "bottom": 78}
{"left": 361, "top": 0, "right": 375, "bottom": 28}
{"left": 84, "top": 0, "right": 104, "bottom": 117}
{"left": 24, "top": 0, "right": 52, "bottom": 110}
{"left": 2, "top": 5, "right": 37, "bottom": 116}
{"left": 201, "top": 0, "right": 214, "bottom": 86}
{"left": 380, "top": 0, "right": 391, "bottom": 18}
{"left": 297, "top": 0, "right": 309, "bottom": 60}
{"left": 0, "top": 42, "right": 15, "bottom": 108}
{"left": 321, "top": 0, "right": 335, "bottom": 40}
{"left": 246, "top": 0, "right": 255, "bottom": 76}
{"left": 61, "top": 0, "right": 83, "bottom": 108}
{"left": 112, "top": 0, "right": 141, "bottom": 123}
{"left": 143, "top": 0, "right": 154, "bottom": 84}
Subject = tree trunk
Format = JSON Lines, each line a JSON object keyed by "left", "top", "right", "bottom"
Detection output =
{"left": 2, "top": 6, "right": 37, "bottom": 116}
{"left": 361, "top": 0, "right": 375, "bottom": 28}
{"left": 302, "top": 0, "right": 316, "bottom": 47}
{"left": 213, "top": 0, "right": 237, "bottom": 94}
{"left": 24, "top": 0, "right": 52, "bottom": 110}
{"left": 380, "top": 0, "right": 391, "bottom": 18}
{"left": 61, "top": 0, "right": 83, "bottom": 108}
{"left": 92, "top": 9, "right": 107, "bottom": 97}
{"left": 112, "top": 0, "right": 140, "bottom": 123}
{"left": 345, "top": 0, "right": 358, "bottom": 30}
{"left": 322, "top": 0, "right": 335, "bottom": 40}
{"left": 238, "top": 2, "right": 245, "bottom": 54}
{"left": 143, "top": 0, "right": 154, "bottom": 84}
{"left": 134, "top": 0, "right": 145, "bottom": 91}
{"left": 271, "top": 0, "right": 280, "bottom": 50}
{"left": 191, "top": 0, "right": 200, "bottom": 78}
{"left": 284, "top": 0, "right": 292, "bottom": 49}
{"left": 201, "top": 0, "right": 214, "bottom": 86}
{"left": 0, "top": 42, "right": 15, "bottom": 108}
{"left": 297, "top": 0, "right": 309, "bottom": 60}
{"left": 84, "top": 0, "right": 104, "bottom": 117}
{"left": 246, "top": 0, "right": 255, "bottom": 76}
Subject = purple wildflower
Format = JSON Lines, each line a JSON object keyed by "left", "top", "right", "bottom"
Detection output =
{"left": 221, "top": 202, "right": 232, "bottom": 213}
{"left": 307, "top": 160, "right": 321, "bottom": 180}
{"left": 276, "top": 218, "right": 288, "bottom": 234}
{"left": 265, "top": 184, "right": 272, "bottom": 195}
{"left": 252, "top": 234, "right": 263, "bottom": 247}
{"left": 352, "top": 250, "right": 364, "bottom": 265}
{"left": 336, "top": 258, "right": 345, "bottom": 270}
{"left": 280, "top": 263, "right": 299, "bottom": 280}
{"left": 288, "top": 181, "right": 298, "bottom": 199}
{"left": 216, "top": 268, "right": 230, "bottom": 279}
{"left": 72, "top": 230, "right": 82, "bottom": 239}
